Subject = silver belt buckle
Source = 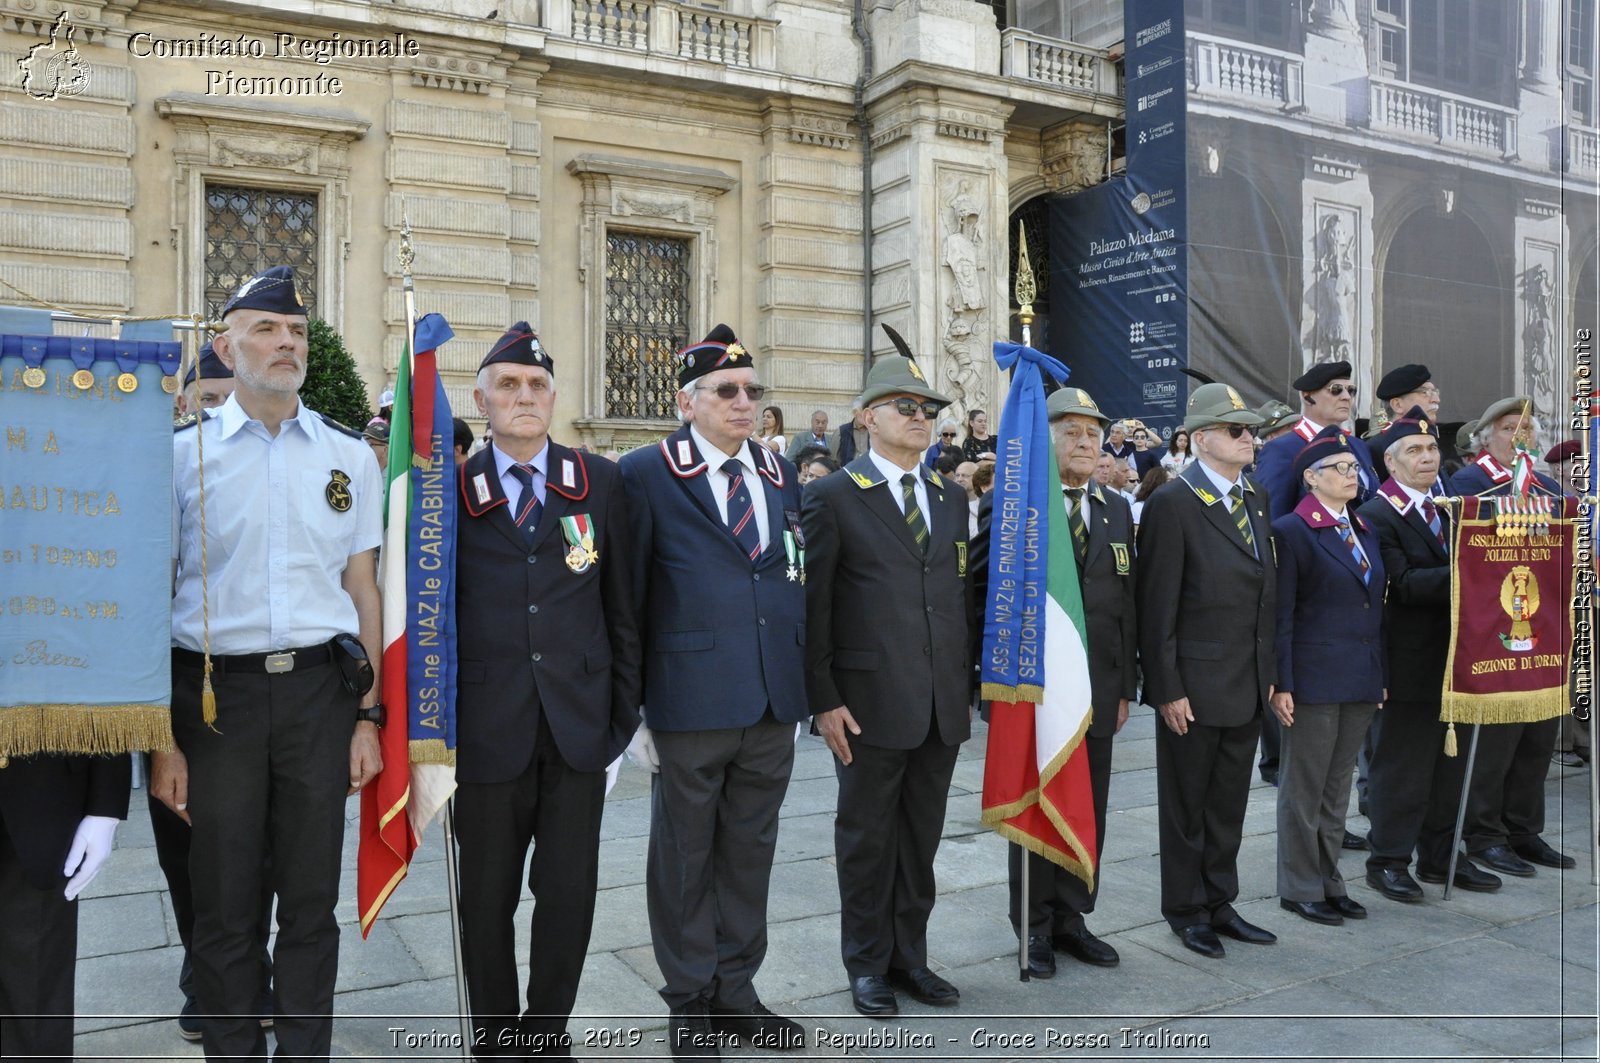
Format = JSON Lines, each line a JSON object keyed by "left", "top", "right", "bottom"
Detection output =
{"left": 264, "top": 652, "right": 295, "bottom": 674}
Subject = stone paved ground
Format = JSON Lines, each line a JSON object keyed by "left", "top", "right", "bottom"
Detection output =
{"left": 72, "top": 705, "right": 1599, "bottom": 1061}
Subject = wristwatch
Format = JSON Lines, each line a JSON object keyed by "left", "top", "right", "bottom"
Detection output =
{"left": 356, "top": 704, "right": 385, "bottom": 728}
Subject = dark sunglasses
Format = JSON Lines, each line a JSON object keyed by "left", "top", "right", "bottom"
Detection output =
{"left": 1219, "top": 424, "right": 1256, "bottom": 439}
{"left": 941, "top": 431, "right": 957, "bottom": 438}
{"left": 1326, "top": 384, "right": 1357, "bottom": 397}
{"left": 873, "top": 398, "right": 942, "bottom": 419}
{"left": 696, "top": 383, "right": 767, "bottom": 401}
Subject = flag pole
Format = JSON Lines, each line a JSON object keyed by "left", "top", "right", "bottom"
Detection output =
{"left": 1582, "top": 383, "right": 1599, "bottom": 887}
{"left": 1442, "top": 723, "right": 1480, "bottom": 902}
{"left": 399, "top": 206, "right": 473, "bottom": 1056}
{"left": 1013, "top": 220, "right": 1037, "bottom": 983}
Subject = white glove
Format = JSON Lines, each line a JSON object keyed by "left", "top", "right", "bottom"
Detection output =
{"left": 63, "top": 815, "right": 119, "bottom": 901}
{"left": 604, "top": 756, "right": 622, "bottom": 796}
{"left": 625, "top": 723, "right": 660, "bottom": 773}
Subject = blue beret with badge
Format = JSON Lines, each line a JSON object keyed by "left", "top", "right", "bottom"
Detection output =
{"left": 479, "top": 321, "right": 554, "bottom": 374}
{"left": 221, "top": 265, "right": 305, "bottom": 319}
{"left": 182, "top": 341, "right": 233, "bottom": 387}
{"left": 1373, "top": 404, "right": 1436, "bottom": 456}
{"left": 676, "top": 323, "right": 753, "bottom": 387}
{"left": 1291, "top": 423, "right": 1353, "bottom": 480}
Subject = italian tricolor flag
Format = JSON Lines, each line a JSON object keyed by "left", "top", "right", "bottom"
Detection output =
{"left": 981, "top": 461, "right": 1098, "bottom": 885}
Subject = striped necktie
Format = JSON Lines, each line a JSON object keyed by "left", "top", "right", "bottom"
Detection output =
{"left": 1064, "top": 486, "right": 1088, "bottom": 565}
{"left": 1335, "top": 517, "right": 1370, "bottom": 583}
{"left": 1422, "top": 497, "right": 1447, "bottom": 552}
{"left": 901, "top": 473, "right": 928, "bottom": 553}
{"left": 721, "top": 458, "right": 762, "bottom": 562}
{"left": 507, "top": 463, "right": 542, "bottom": 541}
{"left": 1227, "top": 484, "right": 1255, "bottom": 551}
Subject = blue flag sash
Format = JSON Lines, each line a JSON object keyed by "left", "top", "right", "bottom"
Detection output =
{"left": 980, "top": 342, "right": 1069, "bottom": 702}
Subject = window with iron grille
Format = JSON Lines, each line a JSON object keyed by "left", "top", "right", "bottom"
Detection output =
{"left": 604, "top": 231, "right": 692, "bottom": 419}
{"left": 204, "top": 184, "right": 319, "bottom": 320}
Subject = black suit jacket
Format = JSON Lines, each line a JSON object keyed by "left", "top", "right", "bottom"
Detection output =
{"left": 1136, "top": 462, "right": 1277, "bottom": 727}
{"left": 802, "top": 456, "right": 972, "bottom": 749}
{"left": 1357, "top": 481, "right": 1451, "bottom": 704}
{"left": 969, "top": 484, "right": 1137, "bottom": 738}
{"left": 455, "top": 443, "right": 642, "bottom": 782}
{"left": 0, "top": 753, "right": 130, "bottom": 890}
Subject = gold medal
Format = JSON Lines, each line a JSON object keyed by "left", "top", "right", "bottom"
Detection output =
{"left": 72, "top": 368, "right": 95, "bottom": 389}
{"left": 117, "top": 372, "right": 139, "bottom": 393}
{"left": 161, "top": 374, "right": 180, "bottom": 394}
{"left": 22, "top": 366, "right": 46, "bottom": 388}
{"left": 566, "top": 544, "right": 592, "bottom": 573}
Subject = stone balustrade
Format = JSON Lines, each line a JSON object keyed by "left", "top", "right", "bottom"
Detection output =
{"left": 1001, "top": 29, "right": 1117, "bottom": 95}
{"left": 544, "top": 0, "right": 776, "bottom": 70}
{"left": 1369, "top": 76, "right": 1519, "bottom": 159}
{"left": 1186, "top": 32, "right": 1303, "bottom": 111}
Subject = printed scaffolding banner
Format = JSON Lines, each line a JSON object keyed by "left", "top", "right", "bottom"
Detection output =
{"left": 0, "top": 334, "right": 181, "bottom": 755}
{"left": 1443, "top": 495, "right": 1574, "bottom": 726}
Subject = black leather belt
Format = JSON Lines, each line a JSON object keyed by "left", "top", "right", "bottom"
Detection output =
{"left": 172, "top": 643, "right": 333, "bottom": 675}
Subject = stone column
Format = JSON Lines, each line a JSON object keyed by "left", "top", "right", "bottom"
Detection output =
{"left": 1520, "top": 0, "right": 1561, "bottom": 92}
{"left": 1512, "top": 195, "right": 1568, "bottom": 449}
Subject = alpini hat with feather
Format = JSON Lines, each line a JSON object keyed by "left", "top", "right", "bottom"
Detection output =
{"left": 859, "top": 324, "right": 951, "bottom": 407}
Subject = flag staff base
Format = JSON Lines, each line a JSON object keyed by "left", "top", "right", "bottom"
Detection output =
{"left": 444, "top": 799, "right": 473, "bottom": 1059}
{"left": 1443, "top": 724, "right": 1481, "bottom": 902}
{"left": 1016, "top": 841, "right": 1030, "bottom": 982}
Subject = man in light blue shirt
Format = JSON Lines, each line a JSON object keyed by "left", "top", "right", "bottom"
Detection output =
{"left": 152, "top": 266, "right": 384, "bottom": 1062}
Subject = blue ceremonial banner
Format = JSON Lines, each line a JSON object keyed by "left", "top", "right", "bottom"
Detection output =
{"left": 0, "top": 334, "right": 182, "bottom": 754}
{"left": 981, "top": 342, "right": 1069, "bottom": 697}
{"left": 1048, "top": 0, "right": 1188, "bottom": 440}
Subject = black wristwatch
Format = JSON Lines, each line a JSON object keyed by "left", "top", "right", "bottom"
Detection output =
{"left": 356, "top": 704, "right": 385, "bottom": 728}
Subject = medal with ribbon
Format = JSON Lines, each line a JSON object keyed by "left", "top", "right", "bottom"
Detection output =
{"left": 783, "top": 529, "right": 806, "bottom": 584}
{"left": 559, "top": 513, "right": 599, "bottom": 573}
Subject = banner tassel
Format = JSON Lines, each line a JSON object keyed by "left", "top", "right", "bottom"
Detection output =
{"left": 1444, "top": 721, "right": 1458, "bottom": 758}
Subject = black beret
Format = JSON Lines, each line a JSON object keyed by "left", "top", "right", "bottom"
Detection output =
{"left": 1291, "top": 423, "right": 1356, "bottom": 481}
{"left": 478, "top": 322, "right": 553, "bottom": 374}
{"left": 1374, "top": 404, "right": 1438, "bottom": 455}
{"left": 221, "top": 266, "right": 305, "bottom": 319}
{"left": 182, "top": 341, "right": 232, "bottom": 387}
{"left": 677, "top": 323, "right": 754, "bottom": 387}
{"left": 1375, "top": 363, "right": 1431, "bottom": 400}
{"left": 1292, "top": 360, "right": 1353, "bottom": 393}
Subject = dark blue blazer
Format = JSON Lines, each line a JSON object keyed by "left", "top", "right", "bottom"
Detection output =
{"left": 1271, "top": 494, "right": 1387, "bottom": 705}
{"left": 1447, "top": 452, "right": 1562, "bottom": 498}
{"left": 1256, "top": 418, "right": 1380, "bottom": 520}
{"left": 618, "top": 426, "right": 810, "bottom": 731}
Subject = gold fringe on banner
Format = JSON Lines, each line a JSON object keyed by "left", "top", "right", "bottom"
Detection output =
{"left": 0, "top": 703, "right": 174, "bottom": 757}
{"left": 408, "top": 738, "right": 456, "bottom": 766}
{"left": 981, "top": 682, "right": 1045, "bottom": 703}
{"left": 1442, "top": 687, "right": 1568, "bottom": 727}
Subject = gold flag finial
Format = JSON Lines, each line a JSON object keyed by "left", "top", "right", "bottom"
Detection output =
{"left": 1014, "top": 220, "right": 1036, "bottom": 325}
{"left": 399, "top": 202, "right": 416, "bottom": 294}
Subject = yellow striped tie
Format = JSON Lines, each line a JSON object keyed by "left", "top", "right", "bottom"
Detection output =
{"left": 901, "top": 473, "right": 928, "bottom": 552}
{"left": 1228, "top": 485, "right": 1255, "bottom": 550}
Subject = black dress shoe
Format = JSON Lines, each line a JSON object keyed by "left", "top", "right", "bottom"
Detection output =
{"left": 1053, "top": 926, "right": 1120, "bottom": 967}
{"left": 1415, "top": 856, "right": 1502, "bottom": 892}
{"left": 1474, "top": 844, "right": 1537, "bottom": 877}
{"left": 1174, "top": 924, "right": 1224, "bottom": 958}
{"left": 1342, "top": 829, "right": 1370, "bottom": 851}
{"left": 1213, "top": 913, "right": 1277, "bottom": 944}
{"left": 1280, "top": 898, "right": 1343, "bottom": 926}
{"left": 848, "top": 976, "right": 898, "bottom": 1018}
{"left": 1325, "top": 895, "right": 1366, "bottom": 919}
{"left": 1553, "top": 750, "right": 1585, "bottom": 768}
{"left": 1260, "top": 769, "right": 1279, "bottom": 786}
{"left": 886, "top": 967, "right": 959, "bottom": 1007}
{"left": 710, "top": 1001, "right": 805, "bottom": 1050}
{"left": 1513, "top": 837, "right": 1577, "bottom": 870}
{"left": 669, "top": 996, "right": 720, "bottom": 1059}
{"left": 1365, "top": 868, "right": 1424, "bottom": 902}
{"left": 1025, "top": 935, "right": 1056, "bottom": 979}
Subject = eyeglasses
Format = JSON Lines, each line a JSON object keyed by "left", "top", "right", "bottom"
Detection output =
{"left": 872, "top": 398, "right": 942, "bottom": 419}
{"left": 1326, "top": 384, "right": 1358, "bottom": 398}
{"left": 1214, "top": 424, "right": 1255, "bottom": 439}
{"left": 696, "top": 383, "right": 767, "bottom": 401}
{"left": 1316, "top": 460, "right": 1362, "bottom": 476}
{"left": 941, "top": 431, "right": 957, "bottom": 439}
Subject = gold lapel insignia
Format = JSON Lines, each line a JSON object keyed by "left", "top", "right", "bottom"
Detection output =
{"left": 325, "top": 469, "right": 353, "bottom": 512}
{"left": 1111, "top": 542, "right": 1131, "bottom": 574}
{"left": 956, "top": 541, "right": 968, "bottom": 577}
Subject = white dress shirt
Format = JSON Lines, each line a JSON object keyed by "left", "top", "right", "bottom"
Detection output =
{"left": 693, "top": 424, "right": 770, "bottom": 550}
{"left": 869, "top": 448, "right": 931, "bottom": 524}
{"left": 172, "top": 395, "right": 384, "bottom": 654}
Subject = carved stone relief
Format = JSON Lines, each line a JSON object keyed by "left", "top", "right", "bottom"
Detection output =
{"left": 938, "top": 172, "right": 989, "bottom": 416}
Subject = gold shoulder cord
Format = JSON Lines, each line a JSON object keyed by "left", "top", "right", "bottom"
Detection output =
{"left": 186, "top": 315, "right": 218, "bottom": 729}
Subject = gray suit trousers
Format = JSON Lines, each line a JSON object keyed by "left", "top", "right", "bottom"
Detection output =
{"left": 1276, "top": 701, "right": 1378, "bottom": 901}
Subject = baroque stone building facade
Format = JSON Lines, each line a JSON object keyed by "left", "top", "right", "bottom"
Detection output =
{"left": 2, "top": 0, "right": 1121, "bottom": 445}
